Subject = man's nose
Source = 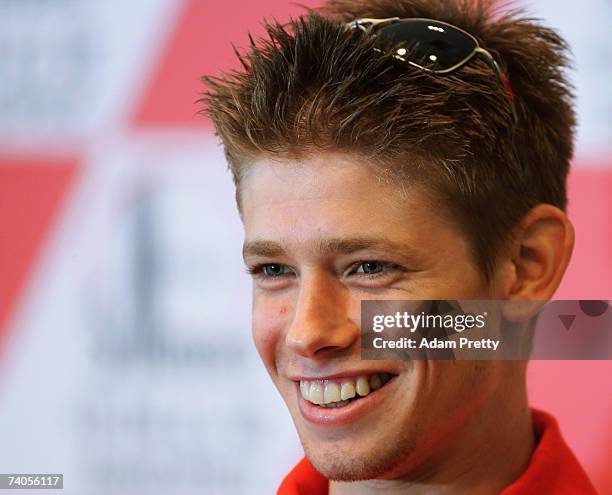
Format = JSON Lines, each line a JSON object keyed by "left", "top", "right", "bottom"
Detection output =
{"left": 285, "top": 271, "right": 359, "bottom": 358}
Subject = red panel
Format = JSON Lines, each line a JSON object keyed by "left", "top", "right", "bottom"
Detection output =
{"left": 132, "top": 0, "right": 321, "bottom": 128}
{"left": 529, "top": 164, "right": 612, "bottom": 495}
{"left": 558, "top": 167, "right": 612, "bottom": 298}
{"left": 0, "top": 157, "right": 79, "bottom": 352}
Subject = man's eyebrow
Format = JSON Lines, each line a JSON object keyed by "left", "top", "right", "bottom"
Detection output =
{"left": 242, "top": 237, "right": 421, "bottom": 261}
{"left": 242, "top": 240, "right": 286, "bottom": 259}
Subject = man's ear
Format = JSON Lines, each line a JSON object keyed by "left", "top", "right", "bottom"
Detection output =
{"left": 499, "top": 204, "right": 575, "bottom": 321}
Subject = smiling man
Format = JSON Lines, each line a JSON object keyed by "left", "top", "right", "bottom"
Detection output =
{"left": 201, "top": 0, "right": 598, "bottom": 493}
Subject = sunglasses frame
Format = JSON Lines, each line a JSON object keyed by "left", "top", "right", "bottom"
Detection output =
{"left": 346, "top": 17, "right": 504, "bottom": 77}
{"left": 346, "top": 16, "right": 522, "bottom": 175}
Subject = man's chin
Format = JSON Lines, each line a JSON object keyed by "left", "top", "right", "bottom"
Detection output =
{"left": 302, "top": 439, "right": 413, "bottom": 482}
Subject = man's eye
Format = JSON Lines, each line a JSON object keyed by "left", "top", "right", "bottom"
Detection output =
{"left": 247, "top": 263, "right": 293, "bottom": 278}
{"left": 263, "top": 264, "right": 291, "bottom": 277}
{"left": 356, "top": 261, "right": 385, "bottom": 275}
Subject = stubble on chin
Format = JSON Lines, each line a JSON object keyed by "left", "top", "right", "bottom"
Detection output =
{"left": 301, "top": 433, "right": 419, "bottom": 482}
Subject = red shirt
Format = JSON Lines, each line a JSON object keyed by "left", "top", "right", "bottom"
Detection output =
{"left": 278, "top": 409, "right": 598, "bottom": 494}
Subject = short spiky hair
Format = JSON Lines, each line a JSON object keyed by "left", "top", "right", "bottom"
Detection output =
{"left": 200, "top": 0, "right": 575, "bottom": 280}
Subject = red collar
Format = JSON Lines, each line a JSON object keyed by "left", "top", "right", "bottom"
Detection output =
{"left": 278, "top": 409, "right": 597, "bottom": 495}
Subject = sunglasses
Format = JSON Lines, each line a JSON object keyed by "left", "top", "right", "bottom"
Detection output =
{"left": 346, "top": 17, "right": 516, "bottom": 118}
{"left": 346, "top": 17, "right": 521, "bottom": 172}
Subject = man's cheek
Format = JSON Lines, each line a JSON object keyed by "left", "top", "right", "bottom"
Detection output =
{"left": 252, "top": 299, "right": 290, "bottom": 374}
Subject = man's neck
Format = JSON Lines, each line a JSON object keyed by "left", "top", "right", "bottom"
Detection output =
{"left": 329, "top": 394, "right": 535, "bottom": 495}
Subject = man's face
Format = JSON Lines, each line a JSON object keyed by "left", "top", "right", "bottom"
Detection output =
{"left": 241, "top": 154, "right": 516, "bottom": 481}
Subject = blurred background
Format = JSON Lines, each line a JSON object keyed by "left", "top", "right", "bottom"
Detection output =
{"left": 0, "top": 0, "right": 610, "bottom": 494}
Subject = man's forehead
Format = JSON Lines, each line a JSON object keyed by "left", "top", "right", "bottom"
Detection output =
{"left": 240, "top": 154, "right": 409, "bottom": 201}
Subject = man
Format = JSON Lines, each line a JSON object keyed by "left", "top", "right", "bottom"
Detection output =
{"left": 201, "top": 0, "right": 598, "bottom": 493}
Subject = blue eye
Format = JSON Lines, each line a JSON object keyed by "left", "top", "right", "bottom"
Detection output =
{"left": 356, "top": 261, "right": 386, "bottom": 275}
{"left": 246, "top": 263, "right": 293, "bottom": 279}
{"left": 262, "top": 264, "right": 290, "bottom": 277}
{"left": 354, "top": 261, "right": 401, "bottom": 278}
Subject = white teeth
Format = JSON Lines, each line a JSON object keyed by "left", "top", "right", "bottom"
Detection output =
{"left": 340, "top": 381, "right": 356, "bottom": 400}
{"left": 356, "top": 376, "right": 370, "bottom": 396}
{"left": 300, "top": 380, "right": 310, "bottom": 400}
{"left": 369, "top": 373, "right": 382, "bottom": 390}
{"left": 323, "top": 382, "right": 341, "bottom": 403}
{"left": 300, "top": 372, "right": 392, "bottom": 406}
{"left": 309, "top": 382, "right": 324, "bottom": 405}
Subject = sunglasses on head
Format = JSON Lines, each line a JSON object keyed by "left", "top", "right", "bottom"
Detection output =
{"left": 346, "top": 17, "right": 517, "bottom": 120}
{"left": 346, "top": 17, "right": 521, "bottom": 174}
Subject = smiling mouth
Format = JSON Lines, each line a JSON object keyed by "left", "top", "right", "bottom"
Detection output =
{"left": 299, "top": 373, "right": 395, "bottom": 408}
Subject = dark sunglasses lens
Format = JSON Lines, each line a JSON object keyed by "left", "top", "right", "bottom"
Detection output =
{"left": 375, "top": 20, "right": 477, "bottom": 71}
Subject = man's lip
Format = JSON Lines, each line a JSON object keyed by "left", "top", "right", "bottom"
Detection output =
{"left": 288, "top": 370, "right": 397, "bottom": 381}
